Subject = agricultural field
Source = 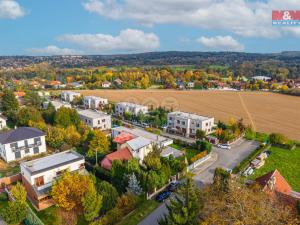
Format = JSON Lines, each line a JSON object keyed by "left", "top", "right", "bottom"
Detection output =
{"left": 77, "top": 90, "right": 300, "bottom": 140}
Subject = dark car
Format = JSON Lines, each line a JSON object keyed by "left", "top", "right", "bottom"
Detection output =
{"left": 168, "top": 181, "right": 180, "bottom": 192}
{"left": 155, "top": 191, "right": 171, "bottom": 202}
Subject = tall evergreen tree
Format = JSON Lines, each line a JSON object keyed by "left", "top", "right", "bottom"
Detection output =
{"left": 213, "top": 167, "right": 231, "bottom": 193}
{"left": 159, "top": 176, "right": 201, "bottom": 225}
{"left": 126, "top": 173, "right": 143, "bottom": 195}
{"left": 82, "top": 185, "right": 102, "bottom": 221}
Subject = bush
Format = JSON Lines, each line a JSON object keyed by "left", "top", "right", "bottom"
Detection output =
{"left": 269, "top": 133, "right": 288, "bottom": 145}
{"left": 190, "top": 150, "right": 208, "bottom": 163}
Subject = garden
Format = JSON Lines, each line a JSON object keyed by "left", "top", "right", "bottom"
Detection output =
{"left": 249, "top": 146, "right": 300, "bottom": 192}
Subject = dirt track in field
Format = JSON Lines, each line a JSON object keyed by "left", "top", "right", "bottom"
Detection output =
{"left": 77, "top": 90, "right": 300, "bottom": 140}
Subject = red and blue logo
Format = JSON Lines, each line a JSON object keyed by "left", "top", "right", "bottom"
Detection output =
{"left": 272, "top": 10, "right": 300, "bottom": 26}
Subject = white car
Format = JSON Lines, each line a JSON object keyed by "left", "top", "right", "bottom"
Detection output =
{"left": 217, "top": 144, "right": 231, "bottom": 150}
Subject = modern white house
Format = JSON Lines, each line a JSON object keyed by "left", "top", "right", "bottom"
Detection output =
{"left": 112, "top": 126, "right": 173, "bottom": 148}
{"left": 83, "top": 96, "right": 108, "bottom": 109}
{"left": 0, "top": 127, "right": 47, "bottom": 162}
{"left": 20, "top": 150, "right": 85, "bottom": 210}
{"left": 77, "top": 109, "right": 111, "bottom": 130}
{"left": 61, "top": 91, "right": 81, "bottom": 103}
{"left": 115, "top": 102, "right": 148, "bottom": 116}
{"left": 102, "top": 81, "right": 111, "bottom": 88}
{"left": 125, "top": 136, "right": 152, "bottom": 161}
{"left": 0, "top": 115, "right": 7, "bottom": 129}
{"left": 43, "top": 100, "right": 72, "bottom": 111}
{"left": 167, "top": 111, "right": 215, "bottom": 138}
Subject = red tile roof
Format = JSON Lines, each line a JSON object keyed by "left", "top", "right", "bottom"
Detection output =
{"left": 256, "top": 169, "right": 292, "bottom": 195}
{"left": 14, "top": 91, "right": 25, "bottom": 97}
{"left": 113, "top": 132, "right": 135, "bottom": 144}
{"left": 101, "top": 147, "right": 132, "bottom": 170}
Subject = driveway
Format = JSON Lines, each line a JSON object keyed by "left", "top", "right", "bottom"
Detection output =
{"left": 138, "top": 139, "right": 259, "bottom": 225}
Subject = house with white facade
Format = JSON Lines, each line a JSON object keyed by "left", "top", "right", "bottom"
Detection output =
{"left": 115, "top": 102, "right": 148, "bottom": 116}
{"left": 83, "top": 96, "right": 108, "bottom": 109}
{"left": 43, "top": 100, "right": 72, "bottom": 111}
{"left": 0, "top": 127, "right": 46, "bottom": 162}
{"left": 20, "top": 150, "right": 85, "bottom": 210}
{"left": 102, "top": 81, "right": 111, "bottom": 88}
{"left": 0, "top": 115, "right": 7, "bottom": 129}
{"left": 167, "top": 111, "right": 215, "bottom": 138}
{"left": 61, "top": 91, "right": 81, "bottom": 103}
{"left": 77, "top": 109, "right": 111, "bottom": 130}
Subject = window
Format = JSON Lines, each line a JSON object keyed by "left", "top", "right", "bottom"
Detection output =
{"left": 79, "top": 163, "right": 85, "bottom": 169}
{"left": 24, "top": 140, "right": 29, "bottom": 147}
{"left": 10, "top": 142, "right": 18, "bottom": 150}
{"left": 33, "top": 147, "right": 39, "bottom": 154}
{"left": 14, "top": 151, "right": 21, "bottom": 159}
{"left": 182, "top": 121, "right": 185, "bottom": 125}
{"left": 25, "top": 148, "right": 29, "bottom": 154}
{"left": 34, "top": 176, "right": 44, "bottom": 187}
{"left": 102, "top": 119, "right": 105, "bottom": 122}
{"left": 34, "top": 137, "right": 41, "bottom": 144}
{"left": 206, "top": 123, "right": 208, "bottom": 126}
{"left": 98, "top": 120, "right": 100, "bottom": 125}
{"left": 177, "top": 120, "right": 180, "bottom": 123}
{"left": 56, "top": 169, "right": 67, "bottom": 176}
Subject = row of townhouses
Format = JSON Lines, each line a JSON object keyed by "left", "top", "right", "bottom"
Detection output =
{"left": 114, "top": 102, "right": 148, "bottom": 116}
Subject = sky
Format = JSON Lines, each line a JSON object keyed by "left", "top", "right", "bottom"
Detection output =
{"left": 1, "top": 0, "right": 300, "bottom": 55}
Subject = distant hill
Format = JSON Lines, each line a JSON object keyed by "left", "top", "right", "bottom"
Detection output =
{"left": 1, "top": 51, "right": 300, "bottom": 78}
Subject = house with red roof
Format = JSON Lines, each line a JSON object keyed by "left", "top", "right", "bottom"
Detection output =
{"left": 101, "top": 147, "right": 132, "bottom": 170}
{"left": 255, "top": 169, "right": 300, "bottom": 208}
{"left": 113, "top": 132, "right": 136, "bottom": 150}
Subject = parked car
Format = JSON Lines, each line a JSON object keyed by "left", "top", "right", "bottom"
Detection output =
{"left": 217, "top": 144, "right": 231, "bottom": 150}
{"left": 168, "top": 181, "right": 180, "bottom": 192}
{"left": 155, "top": 191, "right": 171, "bottom": 202}
{"left": 142, "top": 122, "right": 150, "bottom": 128}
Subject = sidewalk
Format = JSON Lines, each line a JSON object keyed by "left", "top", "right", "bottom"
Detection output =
{"left": 191, "top": 152, "right": 218, "bottom": 175}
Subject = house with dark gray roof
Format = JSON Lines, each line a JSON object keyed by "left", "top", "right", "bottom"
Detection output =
{"left": 0, "top": 127, "right": 46, "bottom": 162}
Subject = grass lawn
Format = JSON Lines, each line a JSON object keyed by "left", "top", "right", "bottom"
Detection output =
{"left": 27, "top": 200, "right": 60, "bottom": 225}
{"left": 170, "top": 143, "right": 182, "bottom": 150}
{"left": 0, "top": 160, "right": 20, "bottom": 178}
{"left": 119, "top": 200, "right": 160, "bottom": 225}
{"left": 249, "top": 146, "right": 300, "bottom": 192}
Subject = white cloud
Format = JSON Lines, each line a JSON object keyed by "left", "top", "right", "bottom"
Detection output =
{"left": 82, "top": 0, "right": 300, "bottom": 38}
{"left": 29, "top": 45, "right": 82, "bottom": 55}
{"left": 197, "top": 35, "right": 244, "bottom": 51}
{"left": 0, "top": 0, "right": 25, "bottom": 19}
{"left": 57, "top": 29, "right": 160, "bottom": 53}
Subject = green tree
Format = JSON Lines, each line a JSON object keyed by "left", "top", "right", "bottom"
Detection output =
{"left": 46, "top": 126, "right": 65, "bottom": 148}
{"left": 97, "top": 181, "right": 119, "bottom": 214}
{"left": 159, "top": 176, "right": 201, "bottom": 225}
{"left": 24, "top": 91, "right": 42, "bottom": 107}
{"left": 42, "top": 102, "right": 56, "bottom": 124}
{"left": 88, "top": 130, "right": 110, "bottom": 165}
{"left": 126, "top": 173, "right": 143, "bottom": 195}
{"left": 54, "top": 107, "right": 80, "bottom": 128}
{"left": 82, "top": 185, "right": 102, "bottom": 221}
{"left": 64, "top": 125, "right": 81, "bottom": 147}
{"left": 15, "top": 106, "right": 44, "bottom": 126}
{"left": 1, "top": 89, "right": 19, "bottom": 117}
{"left": 1, "top": 183, "right": 27, "bottom": 225}
{"left": 213, "top": 167, "right": 231, "bottom": 193}
{"left": 269, "top": 133, "right": 288, "bottom": 145}
{"left": 196, "top": 130, "right": 206, "bottom": 140}
{"left": 111, "top": 160, "right": 126, "bottom": 191}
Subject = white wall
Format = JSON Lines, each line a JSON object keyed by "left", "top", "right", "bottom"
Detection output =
{"left": 0, "top": 136, "right": 46, "bottom": 163}
{"left": 21, "top": 159, "right": 85, "bottom": 189}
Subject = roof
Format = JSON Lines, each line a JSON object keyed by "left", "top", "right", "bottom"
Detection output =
{"left": 49, "top": 81, "right": 61, "bottom": 85}
{"left": 116, "top": 102, "right": 147, "bottom": 108}
{"left": 77, "top": 109, "right": 110, "bottom": 119}
{"left": 112, "top": 126, "right": 172, "bottom": 146}
{"left": 168, "top": 111, "right": 213, "bottom": 121}
{"left": 105, "top": 147, "right": 132, "bottom": 161}
{"left": 256, "top": 170, "right": 292, "bottom": 195}
{"left": 127, "top": 136, "right": 152, "bottom": 151}
{"left": 84, "top": 96, "right": 107, "bottom": 101}
{"left": 14, "top": 91, "right": 25, "bottom": 97}
{"left": 113, "top": 132, "right": 136, "bottom": 144}
{"left": 103, "top": 81, "right": 111, "bottom": 84}
{"left": 21, "top": 150, "right": 84, "bottom": 175}
{"left": 0, "top": 127, "right": 45, "bottom": 144}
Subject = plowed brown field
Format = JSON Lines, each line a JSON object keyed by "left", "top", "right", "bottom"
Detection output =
{"left": 77, "top": 90, "right": 300, "bottom": 140}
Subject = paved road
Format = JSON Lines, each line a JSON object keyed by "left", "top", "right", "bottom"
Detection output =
{"left": 138, "top": 139, "right": 259, "bottom": 225}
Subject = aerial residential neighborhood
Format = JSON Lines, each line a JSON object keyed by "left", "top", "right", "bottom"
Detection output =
{"left": 0, "top": 1, "right": 300, "bottom": 225}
